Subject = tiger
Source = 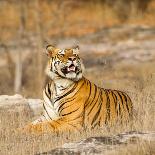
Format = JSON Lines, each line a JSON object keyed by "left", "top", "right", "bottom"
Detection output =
{"left": 24, "top": 45, "right": 133, "bottom": 134}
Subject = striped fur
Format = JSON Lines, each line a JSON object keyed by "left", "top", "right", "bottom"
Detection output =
{"left": 25, "top": 45, "right": 133, "bottom": 134}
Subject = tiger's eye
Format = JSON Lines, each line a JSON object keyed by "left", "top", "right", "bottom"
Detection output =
{"left": 59, "top": 54, "right": 64, "bottom": 57}
{"left": 74, "top": 54, "right": 79, "bottom": 58}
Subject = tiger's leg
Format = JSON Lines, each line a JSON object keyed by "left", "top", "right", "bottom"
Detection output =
{"left": 22, "top": 116, "right": 83, "bottom": 134}
{"left": 20, "top": 115, "right": 52, "bottom": 134}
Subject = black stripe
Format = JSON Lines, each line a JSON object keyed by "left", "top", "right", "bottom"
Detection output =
{"left": 53, "top": 120, "right": 61, "bottom": 125}
{"left": 45, "top": 87, "right": 51, "bottom": 99}
{"left": 57, "top": 82, "right": 85, "bottom": 112}
{"left": 55, "top": 71, "right": 65, "bottom": 78}
{"left": 86, "top": 84, "right": 98, "bottom": 109}
{"left": 48, "top": 122, "right": 56, "bottom": 130}
{"left": 112, "top": 91, "right": 120, "bottom": 116}
{"left": 92, "top": 117, "right": 101, "bottom": 129}
{"left": 49, "top": 59, "right": 53, "bottom": 71}
{"left": 82, "top": 80, "right": 91, "bottom": 129}
{"left": 57, "top": 94, "right": 76, "bottom": 111}
{"left": 84, "top": 80, "right": 92, "bottom": 107}
{"left": 44, "top": 89, "right": 54, "bottom": 107}
{"left": 87, "top": 86, "right": 99, "bottom": 115}
{"left": 54, "top": 83, "right": 78, "bottom": 103}
{"left": 55, "top": 80, "right": 85, "bottom": 104}
{"left": 54, "top": 61, "right": 57, "bottom": 69}
{"left": 117, "top": 91, "right": 125, "bottom": 110}
{"left": 125, "top": 93, "right": 133, "bottom": 117}
{"left": 44, "top": 116, "right": 55, "bottom": 130}
{"left": 119, "top": 91, "right": 130, "bottom": 122}
{"left": 41, "top": 114, "right": 56, "bottom": 130}
{"left": 91, "top": 92, "right": 102, "bottom": 126}
{"left": 66, "top": 114, "right": 83, "bottom": 122}
{"left": 105, "top": 90, "right": 110, "bottom": 124}
{"left": 42, "top": 114, "right": 49, "bottom": 121}
{"left": 59, "top": 98, "right": 76, "bottom": 113}
{"left": 47, "top": 83, "right": 51, "bottom": 97}
{"left": 61, "top": 107, "right": 80, "bottom": 116}
{"left": 111, "top": 91, "right": 117, "bottom": 110}
{"left": 43, "top": 103, "right": 53, "bottom": 120}
{"left": 123, "top": 93, "right": 130, "bottom": 113}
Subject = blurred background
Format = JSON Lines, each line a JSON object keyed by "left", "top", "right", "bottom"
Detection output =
{"left": 0, "top": 0, "right": 155, "bottom": 98}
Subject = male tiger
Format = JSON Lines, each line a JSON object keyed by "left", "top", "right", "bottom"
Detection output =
{"left": 25, "top": 45, "right": 133, "bottom": 134}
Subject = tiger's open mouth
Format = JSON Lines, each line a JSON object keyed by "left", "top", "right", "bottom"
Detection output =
{"left": 61, "top": 64, "right": 78, "bottom": 74}
{"left": 67, "top": 64, "right": 76, "bottom": 72}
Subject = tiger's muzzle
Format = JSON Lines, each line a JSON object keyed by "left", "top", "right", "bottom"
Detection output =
{"left": 61, "top": 64, "right": 80, "bottom": 75}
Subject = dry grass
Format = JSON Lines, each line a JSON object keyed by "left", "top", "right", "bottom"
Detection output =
{"left": 0, "top": 60, "right": 155, "bottom": 155}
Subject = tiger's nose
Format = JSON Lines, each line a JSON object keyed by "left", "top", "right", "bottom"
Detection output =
{"left": 68, "top": 57, "right": 76, "bottom": 61}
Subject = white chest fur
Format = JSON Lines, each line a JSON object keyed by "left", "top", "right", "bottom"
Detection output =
{"left": 54, "top": 79, "right": 74, "bottom": 95}
{"left": 43, "top": 78, "right": 74, "bottom": 121}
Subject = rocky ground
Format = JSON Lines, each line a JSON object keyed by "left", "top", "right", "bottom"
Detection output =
{"left": 39, "top": 131, "right": 155, "bottom": 155}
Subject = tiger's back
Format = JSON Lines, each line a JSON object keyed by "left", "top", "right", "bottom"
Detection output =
{"left": 83, "top": 79, "right": 133, "bottom": 129}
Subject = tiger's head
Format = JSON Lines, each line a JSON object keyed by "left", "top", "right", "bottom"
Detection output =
{"left": 45, "top": 45, "right": 84, "bottom": 81}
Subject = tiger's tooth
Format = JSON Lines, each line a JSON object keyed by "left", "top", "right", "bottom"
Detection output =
{"left": 67, "top": 66, "right": 75, "bottom": 72}
{"left": 72, "top": 66, "right": 75, "bottom": 71}
{"left": 70, "top": 66, "right": 75, "bottom": 71}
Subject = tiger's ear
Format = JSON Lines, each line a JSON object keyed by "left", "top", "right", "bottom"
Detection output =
{"left": 46, "top": 45, "right": 55, "bottom": 57}
{"left": 73, "top": 45, "right": 80, "bottom": 55}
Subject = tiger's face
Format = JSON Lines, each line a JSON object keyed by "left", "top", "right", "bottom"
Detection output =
{"left": 46, "top": 45, "right": 84, "bottom": 81}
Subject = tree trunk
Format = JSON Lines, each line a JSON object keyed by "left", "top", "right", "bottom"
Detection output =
{"left": 14, "top": 1, "right": 26, "bottom": 93}
{"left": 14, "top": 51, "right": 22, "bottom": 93}
{"left": 34, "top": 0, "right": 43, "bottom": 96}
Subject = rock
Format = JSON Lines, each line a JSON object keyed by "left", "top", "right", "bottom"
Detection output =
{"left": 38, "top": 131, "right": 155, "bottom": 155}
{"left": 0, "top": 94, "right": 43, "bottom": 129}
{"left": 0, "top": 94, "right": 32, "bottom": 129}
{"left": 27, "top": 98, "right": 43, "bottom": 116}
{"left": 0, "top": 94, "right": 23, "bottom": 105}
